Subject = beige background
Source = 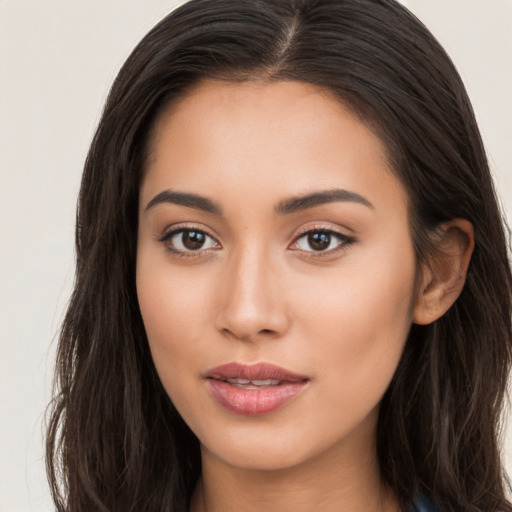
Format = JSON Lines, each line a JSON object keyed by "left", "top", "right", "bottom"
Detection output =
{"left": 0, "top": 1, "right": 510, "bottom": 510}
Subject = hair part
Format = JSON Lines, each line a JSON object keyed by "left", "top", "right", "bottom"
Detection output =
{"left": 46, "top": 1, "right": 512, "bottom": 510}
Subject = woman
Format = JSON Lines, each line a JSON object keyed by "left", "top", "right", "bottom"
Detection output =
{"left": 46, "top": 0, "right": 512, "bottom": 511}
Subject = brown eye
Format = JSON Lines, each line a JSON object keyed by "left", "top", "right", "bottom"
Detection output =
{"left": 293, "top": 229, "right": 354, "bottom": 255}
{"left": 162, "top": 228, "right": 219, "bottom": 253}
{"left": 307, "top": 232, "right": 331, "bottom": 251}
{"left": 181, "top": 230, "right": 207, "bottom": 250}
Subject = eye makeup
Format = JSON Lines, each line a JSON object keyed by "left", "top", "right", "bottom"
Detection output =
{"left": 157, "top": 222, "right": 356, "bottom": 260}
{"left": 290, "top": 225, "right": 356, "bottom": 258}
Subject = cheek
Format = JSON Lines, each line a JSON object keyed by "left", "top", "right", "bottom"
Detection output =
{"left": 137, "top": 222, "right": 417, "bottom": 416}
{"left": 294, "top": 240, "right": 416, "bottom": 402}
{"left": 136, "top": 253, "right": 215, "bottom": 383}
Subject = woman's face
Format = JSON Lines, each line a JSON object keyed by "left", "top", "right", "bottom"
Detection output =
{"left": 137, "top": 79, "right": 418, "bottom": 471}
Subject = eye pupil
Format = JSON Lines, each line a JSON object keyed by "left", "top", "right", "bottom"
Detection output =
{"left": 183, "top": 230, "right": 206, "bottom": 250}
{"left": 308, "top": 232, "right": 330, "bottom": 251}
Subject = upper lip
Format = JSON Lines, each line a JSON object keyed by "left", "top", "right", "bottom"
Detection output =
{"left": 205, "top": 362, "right": 309, "bottom": 382}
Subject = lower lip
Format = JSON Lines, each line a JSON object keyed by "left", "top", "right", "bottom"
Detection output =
{"left": 207, "top": 379, "right": 308, "bottom": 416}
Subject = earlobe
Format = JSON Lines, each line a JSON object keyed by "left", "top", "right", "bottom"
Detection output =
{"left": 413, "top": 219, "right": 474, "bottom": 325}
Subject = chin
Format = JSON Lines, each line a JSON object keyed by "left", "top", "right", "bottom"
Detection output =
{"left": 198, "top": 422, "right": 346, "bottom": 474}
{"left": 208, "top": 444, "right": 310, "bottom": 472}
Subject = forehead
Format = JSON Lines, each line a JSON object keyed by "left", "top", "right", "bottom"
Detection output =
{"left": 147, "top": 78, "right": 389, "bottom": 163}
{"left": 141, "top": 79, "right": 407, "bottom": 216}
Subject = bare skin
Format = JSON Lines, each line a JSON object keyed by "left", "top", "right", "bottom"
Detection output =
{"left": 136, "top": 79, "right": 473, "bottom": 512}
{"left": 188, "top": 407, "right": 395, "bottom": 512}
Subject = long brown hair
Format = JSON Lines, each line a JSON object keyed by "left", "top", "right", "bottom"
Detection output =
{"left": 46, "top": 0, "right": 512, "bottom": 510}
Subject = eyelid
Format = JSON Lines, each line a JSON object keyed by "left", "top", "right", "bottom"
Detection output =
{"left": 289, "top": 224, "right": 356, "bottom": 256}
{"left": 158, "top": 223, "right": 221, "bottom": 257}
{"left": 293, "top": 222, "right": 355, "bottom": 238}
{"left": 157, "top": 222, "right": 355, "bottom": 258}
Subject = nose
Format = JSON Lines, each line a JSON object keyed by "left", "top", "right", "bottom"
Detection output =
{"left": 214, "top": 245, "right": 290, "bottom": 342}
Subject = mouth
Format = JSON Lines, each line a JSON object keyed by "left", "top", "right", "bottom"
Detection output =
{"left": 204, "top": 362, "right": 309, "bottom": 416}
{"left": 216, "top": 377, "right": 285, "bottom": 389}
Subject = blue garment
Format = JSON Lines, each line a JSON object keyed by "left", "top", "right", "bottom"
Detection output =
{"left": 411, "top": 494, "right": 440, "bottom": 512}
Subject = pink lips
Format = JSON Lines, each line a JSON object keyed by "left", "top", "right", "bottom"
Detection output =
{"left": 205, "top": 362, "right": 309, "bottom": 416}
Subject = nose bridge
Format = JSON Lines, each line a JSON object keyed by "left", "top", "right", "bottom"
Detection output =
{"left": 216, "top": 240, "right": 288, "bottom": 341}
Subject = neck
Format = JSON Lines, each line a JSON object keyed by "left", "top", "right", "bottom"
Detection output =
{"left": 189, "top": 414, "right": 398, "bottom": 512}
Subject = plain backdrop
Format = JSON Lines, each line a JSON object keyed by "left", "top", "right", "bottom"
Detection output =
{"left": 0, "top": 1, "right": 511, "bottom": 511}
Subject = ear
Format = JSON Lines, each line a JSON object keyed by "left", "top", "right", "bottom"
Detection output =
{"left": 413, "top": 219, "right": 474, "bottom": 325}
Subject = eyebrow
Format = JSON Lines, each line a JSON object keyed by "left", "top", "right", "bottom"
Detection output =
{"left": 145, "top": 190, "right": 223, "bottom": 215}
{"left": 275, "top": 189, "right": 374, "bottom": 214}
{"left": 144, "top": 188, "right": 374, "bottom": 215}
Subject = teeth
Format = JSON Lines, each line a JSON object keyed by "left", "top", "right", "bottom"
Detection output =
{"left": 226, "top": 378, "right": 251, "bottom": 385}
{"left": 251, "top": 379, "right": 280, "bottom": 386}
{"left": 224, "top": 378, "right": 281, "bottom": 386}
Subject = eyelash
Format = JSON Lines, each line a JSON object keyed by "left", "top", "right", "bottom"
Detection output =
{"left": 291, "top": 225, "right": 356, "bottom": 258}
{"left": 158, "top": 224, "right": 356, "bottom": 259}
{"left": 159, "top": 226, "right": 220, "bottom": 259}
